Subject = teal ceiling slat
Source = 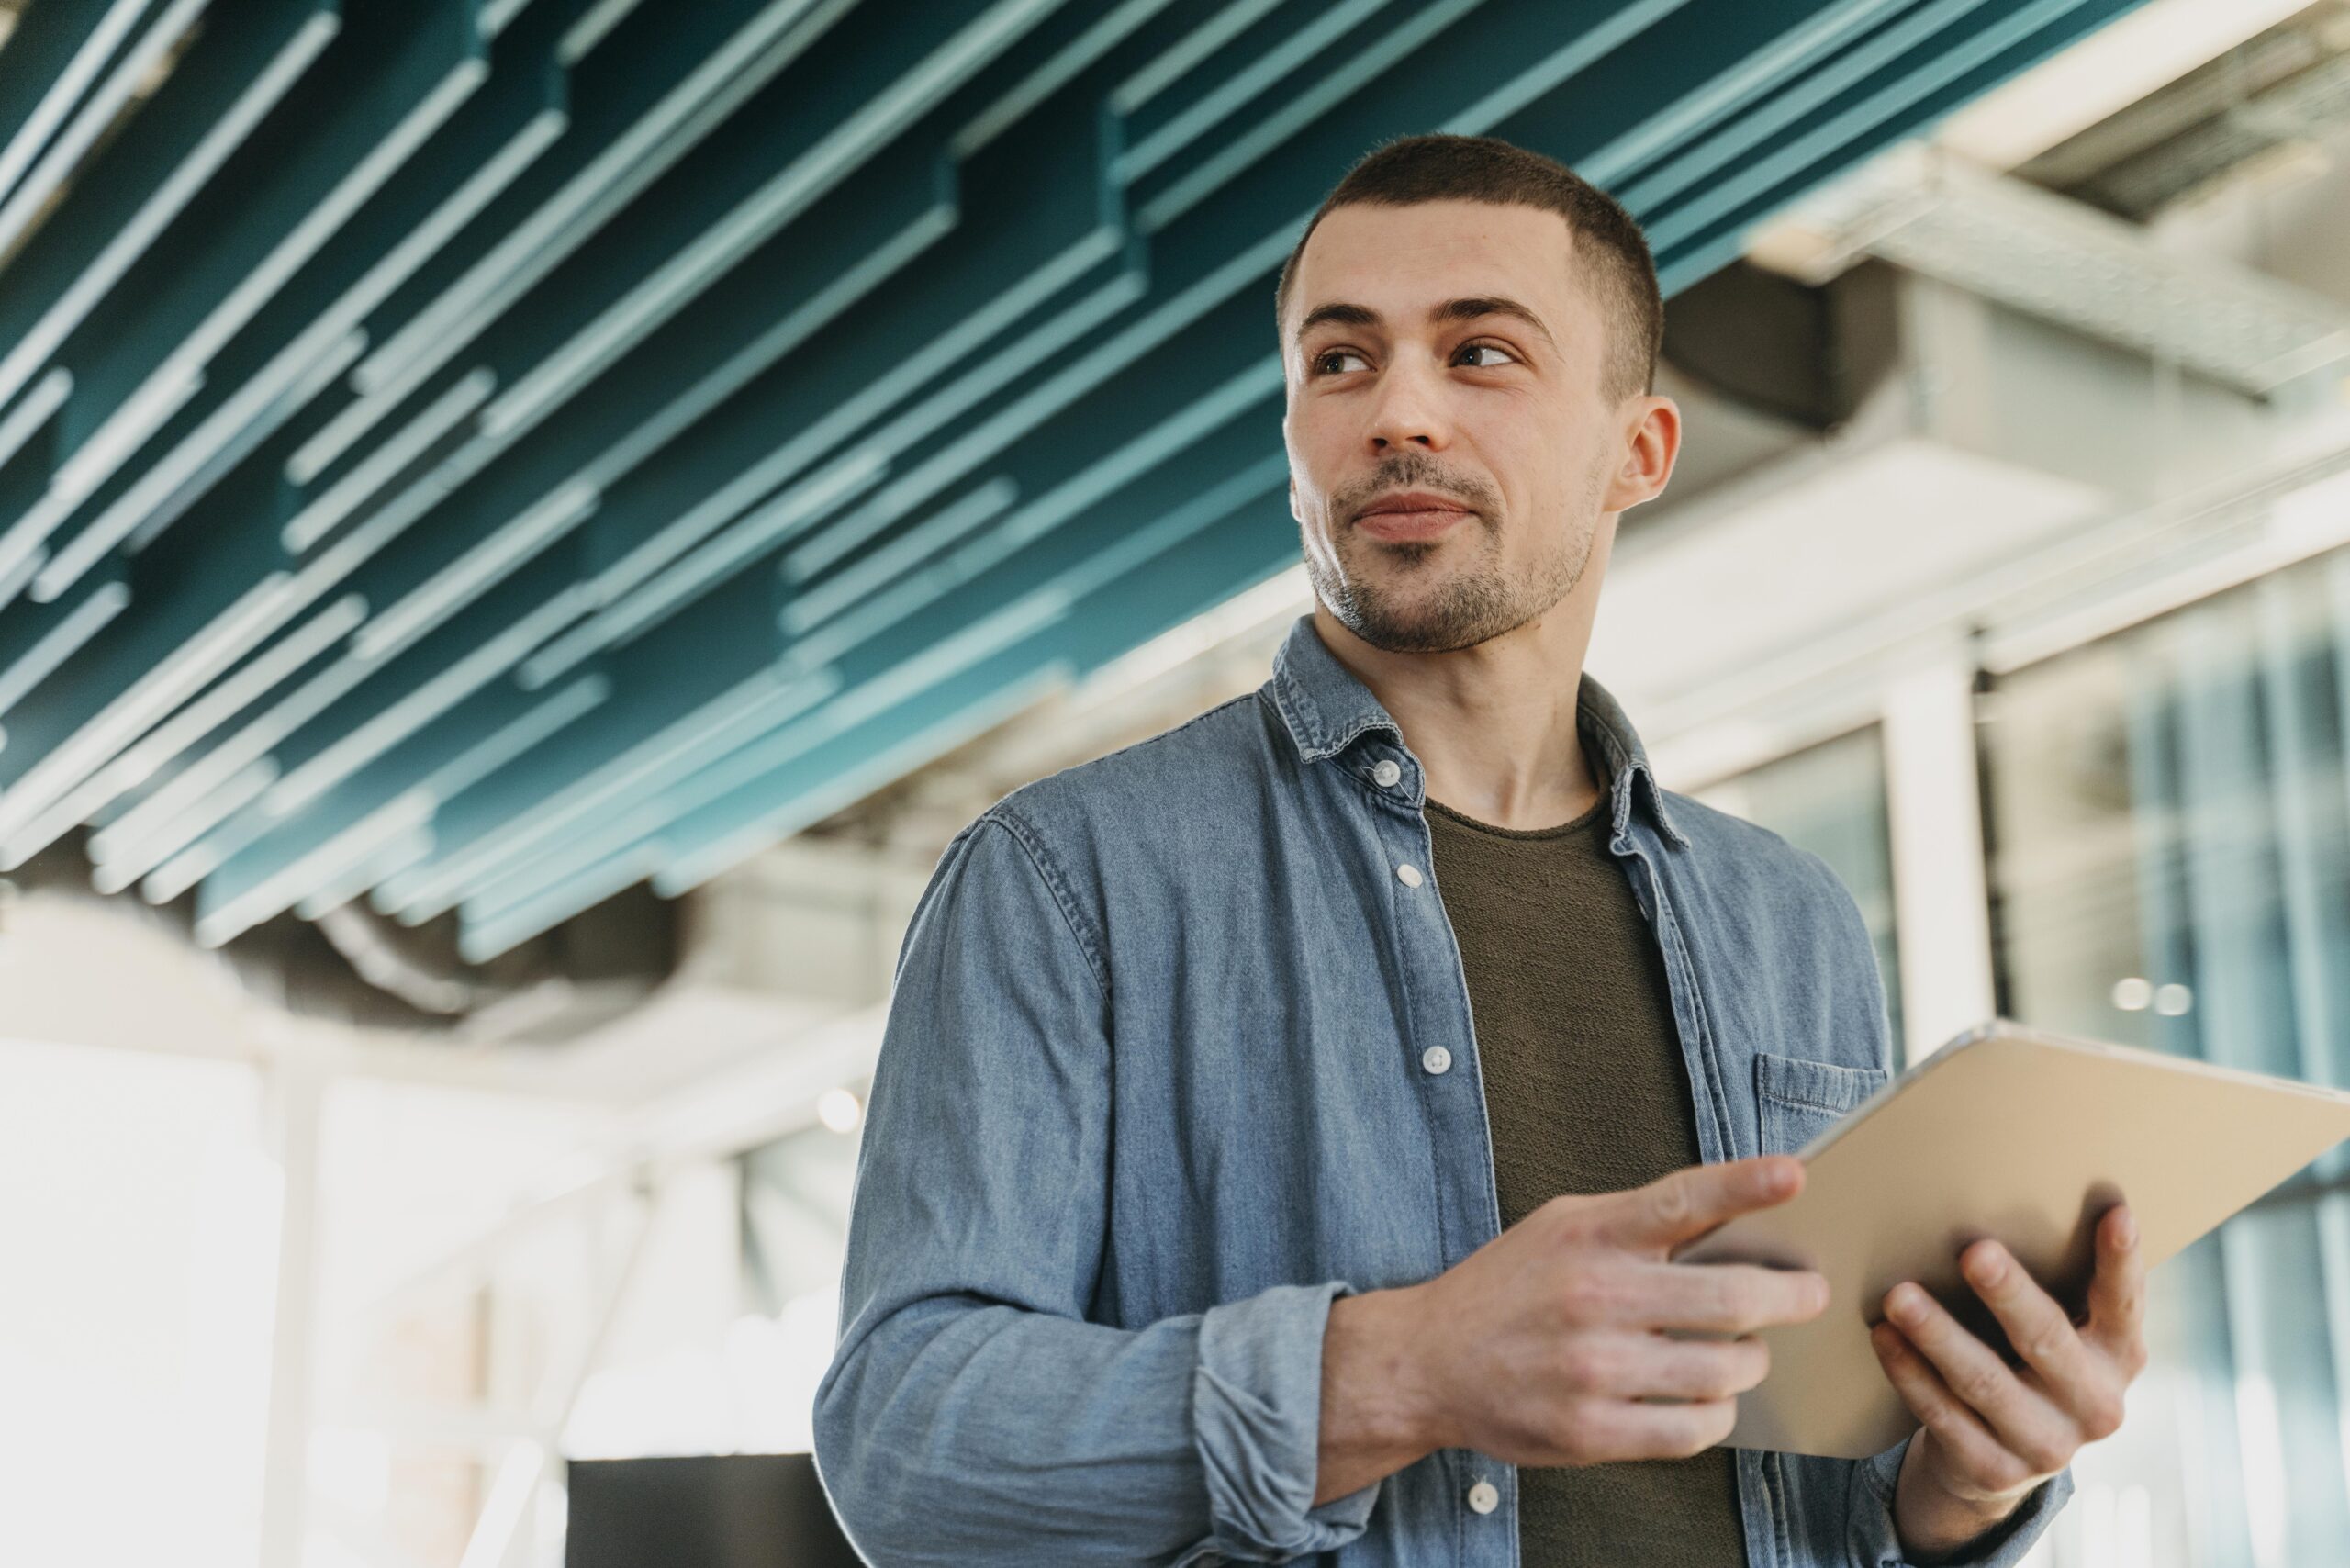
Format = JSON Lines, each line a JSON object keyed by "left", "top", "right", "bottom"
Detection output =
{"left": 1131, "top": 0, "right": 1499, "bottom": 234}
{"left": 169, "top": 145, "right": 967, "bottom": 922}
{"left": 453, "top": 0, "right": 2133, "bottom": 921}
{"left": 459, "top": 589, "right": 1080, "bottom": 937}
{"left": 327, "top": 139, "right": 956, "bottom": 664}
{"left": 147, "top": 12, "right": 1156, "bottom": 907}
{"left": 505, "top": 83, "right": 1137, "bottom": 686}
{"left": 83, "top": 601, "right": 370, "bottom": 898}
{"left": 1104, "top": 0, "right": 1284, "bottom": 118}
{"left": 0, "top": 6, "right": 719, "bottom": 850}
{"left": 34, "top": 0, "right": 488, "bottom": 602}
{"left": 0, "top": 3, "right": 1212, "bottom": 893}
{"left": 446, "top": 0, "right": 1059, "bottom": 454}
{"left": 776, "top": 262, "right": 1269, "bottom": 599}
{"left": 161, "top": 0, "right": 1908, "bottom": 912}
{"left": 478, "top": 388, "right": 1292, "bottom": 918}
{"left": 0, "top": 0, "right": 201, "bottom": 265}
{"left": 582, "top": 0, "right": 2152, "bottom": 925}
{"left": 0, "top": 0, "right": 338, "bottom": 524}
{"left": 189, "top": 559, "right": 611, "bottom": 933}
{"left": 0, "top": 558, "right": 132, "bottom": 732}
{"left": 0, "top": 368, "right": 71, "bottom": 491}
{"left": 270, "top": 62, "right": 572, "bottom": 496}
{"left": 0, "top": 42, "right": 954, "bottom": 865}
{"left": 52, "top": 2, "right": 476, "bottom": 453}
{"left": 341, "top": 0, "right": 844, "bottom": 414}
{"left": 0, "top": 465, "right": 289, "bottom": 796}
{"left": 1114, "top": 0, "right": 1396, "bottom": 184}
{"left": 446, "top": 831, "right": 666, "bottom": 960}
{"left": 779, "top": 328, "right": 1281, "bottom": 651}
{"left": 1640, "top": 0, "right": 2108, "bottom": 255}
{"left": 0, "top": 454, "right": 311, "bottom": 846}
{"left": 341, "top": 0, "right": 1165, "bottom": 648}
{"left": 193, "top": 785, "right": 434, "bottom": 943}
{"left": 0, "top": 0, "right": 2153, "bottom": 964}
{"left": 1606, "top": 0, "right": 1997, "bottom": 214}
{"left": 523, "top": 137, "right": 1130, "bottom": 686}
{"left": 1496, "top": 0, "right": 1911, "bottom": 189}
{"left": 377, "top": 642, "right": 843, "bottom": 925}
{"left": 404, "top": 627, "right": 854, "bottom": 920}
{"left": 752, "top": 0, "right": 1852, "bottom": 653}
{"left": 1140, "top": 0, "right": 1758, "bottom": 289}
{"left": 481, "top": 643, "right": 1089, "bottom": 955}
{"left": 0, "top": 0, "right": 152, "bottom": 212}
{"left": 1648, "top": 0, "right": 2148, "bottom": 289}
{"left": 98, "top": 497, "right": 601, "bottom": 891}
{"left": 631, "top": 472, "right": 1304, "bottom": 913}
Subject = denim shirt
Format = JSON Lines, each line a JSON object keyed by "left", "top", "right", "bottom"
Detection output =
{"left": 814, "top": 614, "right": 2073, "bottom": 1566}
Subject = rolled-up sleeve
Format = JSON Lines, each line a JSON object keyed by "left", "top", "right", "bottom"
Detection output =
{"left": 812, "top": 812, "right": 1382, "bottom": 1564}
{"left": 1846, "top": 1434, "right": 2074, "bottom": 1567}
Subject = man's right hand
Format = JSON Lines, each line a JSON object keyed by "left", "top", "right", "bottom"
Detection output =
{"left": 1315, "top": 1155, "right": 1828, "bottom": 1502}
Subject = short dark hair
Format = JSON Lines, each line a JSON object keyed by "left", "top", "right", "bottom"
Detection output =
{"left": 1275, "top": 133, "right": 1663, "bottom": 401}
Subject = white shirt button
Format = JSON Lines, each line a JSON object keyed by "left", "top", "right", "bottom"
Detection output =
{"left": 1396, "top": 863, "right": 1423, "bottom": 888}
{"left": 1421, "top": 1045, "right": 1451, "bottom": 1075}
{"left": 1371, "top": 758, "right": 1402, "bottom": 788}
{"left": 1467, "top": 1479, "right": 1499, "bottom": 1514}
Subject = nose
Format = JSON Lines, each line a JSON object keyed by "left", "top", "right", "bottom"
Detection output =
{"left": 1365, "top": 357, "right": 1451, "bottom": 454}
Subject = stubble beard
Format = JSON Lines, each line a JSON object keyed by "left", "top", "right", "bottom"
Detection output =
{"left": 1307, "top": 457, "right": 1605, "bottom": 655}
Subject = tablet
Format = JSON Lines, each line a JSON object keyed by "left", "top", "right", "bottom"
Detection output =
{"left": 1668, "top": 1018, "right": 2350, "bottom": 1460}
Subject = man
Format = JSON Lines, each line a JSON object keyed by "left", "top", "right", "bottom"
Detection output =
{"left": 813, "top": 135, "right": 2146, "bottom": 1566}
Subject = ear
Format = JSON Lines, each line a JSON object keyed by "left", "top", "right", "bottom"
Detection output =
{"left": 1289, "top": 473, "right": 1304, "bottom": 526}
{"left": 1601, "top": 395, "right": 1681, "bottom": 514}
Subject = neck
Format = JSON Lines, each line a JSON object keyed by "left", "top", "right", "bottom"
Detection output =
{"left": 1310, "top": 583, "right": 1606, "bottom": 834}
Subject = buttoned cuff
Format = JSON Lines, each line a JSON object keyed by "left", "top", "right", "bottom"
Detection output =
{"left": 1187, "top": 1280, "right": 1383, "bottom": 1562}
{"left": 1851, "top": 1433, "right": 2074, "bottom": 1568}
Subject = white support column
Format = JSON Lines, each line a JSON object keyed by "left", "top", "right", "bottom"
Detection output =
{"left": 257, "top": 1048, "right": 327, "bottom": 1568}
{"left": 1881, "top": 648, "right": 1999, "bottom": 1069}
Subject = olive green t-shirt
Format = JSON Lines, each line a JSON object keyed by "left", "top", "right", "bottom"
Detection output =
{"left": 1424, "top": 780, "right": 1749, "bottom": 1568}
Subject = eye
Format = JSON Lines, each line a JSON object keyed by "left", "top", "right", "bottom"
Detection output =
{"left": 1454, "top": 340, "right": 1516, "bottom": 368}
{"left": 1309, "top": 347, "right": 1370, "bottom": 376}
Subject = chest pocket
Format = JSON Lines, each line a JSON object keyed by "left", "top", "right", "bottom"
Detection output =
{"left": 1754, "top": 1050, "right": 1892, "bottom": 1157}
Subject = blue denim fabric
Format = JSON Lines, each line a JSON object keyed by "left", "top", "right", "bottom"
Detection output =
{"left": 814, "top": 614, "right": 2073, "bottom": 1565}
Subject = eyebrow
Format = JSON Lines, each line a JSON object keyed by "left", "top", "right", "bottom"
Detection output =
{"left": 1294, "top": 295, "right": 1559, "bottom": 353}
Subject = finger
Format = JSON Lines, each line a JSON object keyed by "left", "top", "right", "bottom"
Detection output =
{"left": 1567, "top": 1329, "right": 1771, "bottom": 1402}
{"left": 1622, "top": 1260, "right": 1829, "bottom": 1334}
{"left": 1957, "top": 1239, "right": 2101, "bottom": 1402}
{"left": 1566, "top": 1396, "right": 1739, "bottom": 1464}
{"left": 1604, "top": 1156, "right": 1806, "bottom": 1250}
{"left": 1871, "top": 1323, "right": 2040, "bottom": 1494}
{"left": 2085, "top": 1204, "right": 2148, "bottom": 1372}
{"left": 1882, "top": 1282, "right": 2076, "bottom": 1474}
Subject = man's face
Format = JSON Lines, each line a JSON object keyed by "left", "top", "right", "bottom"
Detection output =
{"left": 1281, "top": 199, "right": 1639, "bottom": 654}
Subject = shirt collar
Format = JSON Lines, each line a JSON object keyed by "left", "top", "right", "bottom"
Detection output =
{"left": 1266, "top": 613, "right": 1691, "bottom": 849}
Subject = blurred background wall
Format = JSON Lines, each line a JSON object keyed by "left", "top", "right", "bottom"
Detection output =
{"left": 3, "top": 0, "right": 2349, "bottom": 1563}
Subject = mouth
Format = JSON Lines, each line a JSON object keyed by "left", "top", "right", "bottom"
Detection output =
{"left": 1352, "top": 490, "right": 1473, "bottom": 543}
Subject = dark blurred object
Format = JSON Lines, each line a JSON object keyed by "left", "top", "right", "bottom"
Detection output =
{"left": 1661, "top": 258, "right": 1901, "bottom": 432}
{"left": 565, "top": 1454, "right": 863, "bottom": 1568}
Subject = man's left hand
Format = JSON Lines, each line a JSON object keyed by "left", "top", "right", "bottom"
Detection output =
{"left": 1870, "top": 1201, "right": 2149, "bottom": 1561}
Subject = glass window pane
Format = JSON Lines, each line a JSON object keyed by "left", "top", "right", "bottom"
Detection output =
{"left": 1983, "top": 550, "right": 2350, "bottom": 1568}
{"left": 1694, "top": 725, "right": 1903, "bottom": 1047}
